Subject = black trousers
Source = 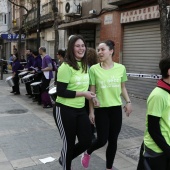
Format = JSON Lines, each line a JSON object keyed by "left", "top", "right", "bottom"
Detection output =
{"left": 32, "top": 73, "right": 42, "bottom": 103}
{"left": 12, "top": 76, "right": 20, "bottom": 93}
{"left": 87, "top": 106, "right": 122, "bottom": 169}
{"left": 54, "top": 104, "right": 92, "bottom": 170}
{"left": 25, "top": 82, "right": 32, "bottom": 95}
{"left": 145, "top": 155, "right": 170, "bottom": 170}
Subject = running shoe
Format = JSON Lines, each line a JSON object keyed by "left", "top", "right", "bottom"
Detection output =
{"left": 81, "top": 152, "right": 91, "bottom": 168}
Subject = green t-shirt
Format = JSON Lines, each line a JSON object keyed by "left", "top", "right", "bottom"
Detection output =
{"left": 144, "top": 87, "right": 170, "bottom": 153}
{"left": 89, "top": 62, "right": 127, "bottom": 107}
{"left": 56, "top": 62, "right": 89, "bottom": 108}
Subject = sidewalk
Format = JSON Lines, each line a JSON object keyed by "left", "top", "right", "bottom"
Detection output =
{"left": 0, "top": 74, "right": 146, "bottom": 170}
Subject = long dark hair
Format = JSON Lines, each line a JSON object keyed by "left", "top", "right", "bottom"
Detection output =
{"left": 65, "top": 35, "right": 87, "bottom": 73}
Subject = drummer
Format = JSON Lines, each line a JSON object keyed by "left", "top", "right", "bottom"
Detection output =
{"left": 39, "top": 46, "right": 53, "bottom": 108}
{"left": 24, "top": 49, "right": 34, "bottom": 97}
{"left": 31, "top": 50, "right": 42, "bottom": 81}
{"left": 11, "top": 54, "right": 23, "bottom": 95}
{"left": 31, "top": 51, "right": 42, "bottom": 103}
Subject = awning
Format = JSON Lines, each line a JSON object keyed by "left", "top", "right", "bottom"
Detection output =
{"left": 58, "top": 18, "right": 101, "bottom": 30}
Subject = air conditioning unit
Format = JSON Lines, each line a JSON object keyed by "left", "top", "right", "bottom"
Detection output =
{"left": 63, "top": 0, "right": 82, "bottom": 16}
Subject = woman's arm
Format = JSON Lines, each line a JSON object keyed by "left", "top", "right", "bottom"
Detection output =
{"left": 121, "top": 82, "right": 132, "bottom": 116}
{"left": 88, "top": 85, "right": 99, "bottom": 124}
{"left": 57, "top": 81, "right": 95, "bottom": 99}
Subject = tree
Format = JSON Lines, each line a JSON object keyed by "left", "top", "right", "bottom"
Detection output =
{"left": 158, "top": 0, "right": 170, "bottom": 58}
{"left": 8, "top": 0, "right": 36, "bottom": 57}
{"left": 8, "top": 0, "right": 59, "bottom": 59}
{"left": 51, "top": 0, "right": 59, "bottom": 60}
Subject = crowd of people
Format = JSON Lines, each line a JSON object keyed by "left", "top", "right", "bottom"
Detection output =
{"left": 7, "top": 35, "right": 170, "bottom": 170}
{"left": 9, "top": 47, "right": 65, "bottom": 108}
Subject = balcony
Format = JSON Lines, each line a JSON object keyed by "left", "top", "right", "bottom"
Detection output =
{"left": 41, "top": 1, "right": 53, "bottom": 23}
{"left": 23, "top": 4, "right": 53, "bottom": 31}
{"left": 108, "top": 0, "right": 139, "bottom": 6}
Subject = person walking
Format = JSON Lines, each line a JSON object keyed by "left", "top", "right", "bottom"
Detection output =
{"left": 54, "top": 49, "right": 66, "bottom": 84}
{"left": 39, "top": 46, "right": 53, "bottom": 108}
{"left": 140, "top": 57, "right": 170, "bottom": 170}
{"left": 81, "top": 40, "right": 132, "bottom": 170}
{"left": 55, "top": 35, "right": 96, "bottom": 170}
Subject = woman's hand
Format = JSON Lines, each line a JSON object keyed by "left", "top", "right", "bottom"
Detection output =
{"left": 92, "top": 97, "right": 100, "bottom": 107}
{"left": 123, "top": 103, "right": 132, "bottom": 117}
{"left": 89, "top": 113, "right": 95, "bottom": 124}
{"left": 84, "top": 91, "right": 96, "bottom": 100}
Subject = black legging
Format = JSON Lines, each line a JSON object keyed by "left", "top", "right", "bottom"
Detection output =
{"left": 87, "top": 106, "right": 122, "bottom": 169}
{"left": 55, "top": 104, "right": 92, "bottom": 170}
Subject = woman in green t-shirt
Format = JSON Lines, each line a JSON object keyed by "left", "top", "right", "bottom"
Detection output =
{"left": 55, "top": 35, "right": 96, "bottom": 170}
{"left": 81, "top": 40, "right": 132, "bottom": 170}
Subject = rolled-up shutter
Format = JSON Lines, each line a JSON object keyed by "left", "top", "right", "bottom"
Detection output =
{"left": 122, "top": 21, "right": 161, "bottom": 99}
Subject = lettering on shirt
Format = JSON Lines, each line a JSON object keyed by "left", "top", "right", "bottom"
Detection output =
{"left": 99, "top": 76, "right": 121, "bottom": 89}
{"left": 75, "top": 75, "right": 89, "bottom": 86}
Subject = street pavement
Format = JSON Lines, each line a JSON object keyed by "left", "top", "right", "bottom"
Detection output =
{"left": 0, "top": 73, "right": 147, "bottom": 170}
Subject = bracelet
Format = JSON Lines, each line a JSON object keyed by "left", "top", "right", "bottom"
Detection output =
{"left": 126, "top": 101, "right": 131, "bottom": 104}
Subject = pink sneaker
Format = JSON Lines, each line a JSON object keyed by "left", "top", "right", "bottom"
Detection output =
{"left": 81, "top": 152, "right": 91, "bottom": 168}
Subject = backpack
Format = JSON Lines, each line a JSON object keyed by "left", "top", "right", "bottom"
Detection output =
{"left": 52, "top": 59, "right": 57, "bottom": 71}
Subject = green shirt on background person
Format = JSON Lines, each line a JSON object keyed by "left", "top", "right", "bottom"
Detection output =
{"left": 89, "top": 62, "right": 127, "bottom": 107}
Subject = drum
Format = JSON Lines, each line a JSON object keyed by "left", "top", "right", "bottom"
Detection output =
{"left": 30, "top": 82, "right": 42, "bottom": 94}
{"left": 48, "top": 87, "right": 57, "bottom": 102}
{"left": 18, "top": 71, "right": 28, "bottom": 79}
{"left": 22, "top": 74, "right": 34, "bottom": 83}
{"left": 6, "top": 76, "right": 14, "bottom": 87}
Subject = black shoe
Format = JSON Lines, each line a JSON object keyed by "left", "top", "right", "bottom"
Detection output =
{"left": 58, "top": 157, "right": 62, "bottom": 166}
{"left": 32, "top": 98, "right": 38, "bottom": 102}
{"left": 25, "top": 93, "right": 29, "bottom": 95}
{"left": 14, "top": 92, "right": 20, "bottom": 95}
{"left": 43, "top": 105, "right": 52, "bottom": 108}
{"left": 37, "top": 102, "right": 41, "bottom": 105}
{"left": 28, "top": 95, "right": 33, "bottom": 98}
{"left": 10, "top": 91, "right": 15, "bottom": 93}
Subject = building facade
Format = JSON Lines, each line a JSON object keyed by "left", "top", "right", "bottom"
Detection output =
{"left": 11, "top": 0, "right": 65, "bottom": 59}
{"left": 0, "top": 0, "right": 11, "bottom": 59}
{"left": 106, "top": 0, "right": 162, "bottom": 99}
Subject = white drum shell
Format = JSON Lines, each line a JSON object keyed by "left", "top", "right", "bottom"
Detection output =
{"left": 6, "top": 76, "right": 14, "bottom": 87}
{"left": 22, "top": 74, "right": 34, "bottom": 83}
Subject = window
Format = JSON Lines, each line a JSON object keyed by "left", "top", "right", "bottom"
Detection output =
{"left": 4, "top": 14, "right": 6, "bottom": 24}
{"left": 0, "top": 14, "right": 3, "bottom": 24}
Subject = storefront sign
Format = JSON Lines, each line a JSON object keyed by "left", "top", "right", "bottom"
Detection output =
{"left": 104, "top": 14, "right": 113, "bottom": 25}
{"left": 121, "top": 5, "right": 160, "bottom": 23}
{"left": 1, "top": 34, "right": 26, "bottom": 41}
